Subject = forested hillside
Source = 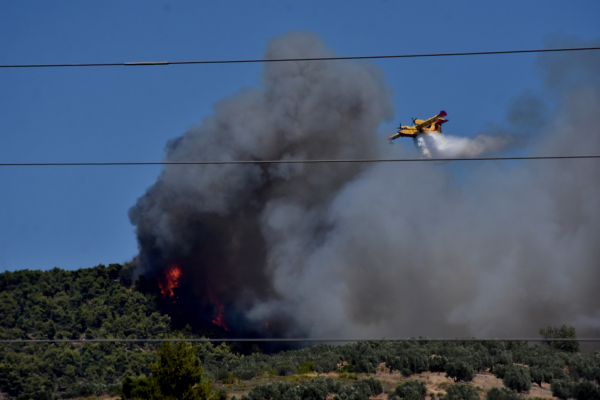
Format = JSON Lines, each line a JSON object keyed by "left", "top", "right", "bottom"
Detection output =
{"left": 2, "top": 265, "right": 600, "bottom": 400}
{"left": 0, "top": 264, "right": 170, "bottom": 396}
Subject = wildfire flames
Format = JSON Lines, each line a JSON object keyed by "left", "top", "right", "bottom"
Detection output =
{"left": 158, "top": 264, "right": 182, "bottom": 300}
{"left": 208, "top": 293, "right": 230, "bottom": 331}
{"left": 211, "top": 303, "right": 230, "bottom": 331}
{"left": 158, "top": 265, "right": 230, "bottom": 330}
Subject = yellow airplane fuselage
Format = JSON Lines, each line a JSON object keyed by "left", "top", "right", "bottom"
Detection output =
{"left": 396, "top": 119, "right": 443, "bottom": 137}
{"left": 387, "top": 110, "right": 448, "bottom": 142}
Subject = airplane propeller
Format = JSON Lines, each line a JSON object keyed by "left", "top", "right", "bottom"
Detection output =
{"left": 412, "top": 117, "right": 417, "bottom": 125}
{"left": 396, "top": 122, "right": 402, "bottom": 130}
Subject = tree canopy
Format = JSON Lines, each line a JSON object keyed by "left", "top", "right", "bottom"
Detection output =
{"left": 0, "top": 264, "right": 169, "bottom": 396}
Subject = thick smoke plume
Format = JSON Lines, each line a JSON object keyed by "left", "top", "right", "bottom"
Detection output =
{"left": 130, "top": 32, "right": 600, "bottom": 340}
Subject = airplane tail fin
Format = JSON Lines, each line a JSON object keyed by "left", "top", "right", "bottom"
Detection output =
{"left": 433, "top": 118, "right": 448, "bottom": 132}
{"left": 439, "top": 110, "right": 447, "bottom": 117}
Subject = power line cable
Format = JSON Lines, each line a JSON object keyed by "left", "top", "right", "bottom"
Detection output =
{"left": 1, "top": 155, "right": 599, "bottom": 167}
{"left": 1, "top": 47, "right": 599, "bottom": 69}
{"left": 0, "top": 338, "right": 593, "bottom": 343}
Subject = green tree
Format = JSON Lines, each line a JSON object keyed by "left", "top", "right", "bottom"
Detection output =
{"left": 0, "top": 292, "right": 19, "bottom": 328}
{"left": 573, "top": 382, "right": 600, "bottom": 400}
{"left": 539, "top": 325, "right": 580, "bottom": 353}
{"left": 149, "top": 341, "right": 212, "bottom": 400}
{"left": 502, "top": 365, "right": 531, "bottom": 393}
{"left": 442, "top": 384, "right": 479, "bottom": 400}
{"left": 551, "top": 380, "right": 574, "bottom": 400}
{"left": 121, "top": 376, "right": 152, "bottom": 399}
{"left": 487, "top": 387, "right": 524, "bottom": 400}
{"left": 389, "top": 380, "right": 427, "bottom": 400}
{"left": 445, "top": 360, "right": 476, "bottom": 382}
{"left": 530, "top": 366, "right": 544, "bottom": 387}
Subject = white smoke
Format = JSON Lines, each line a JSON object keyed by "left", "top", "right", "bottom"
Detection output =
{"left": 419, "top": 133, "right": 513, "bottom": 158}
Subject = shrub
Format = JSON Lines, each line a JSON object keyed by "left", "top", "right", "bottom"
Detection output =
{"left": 441, "top": 384, "right": 479, "bottom": 400}
{"left": 58, "top": 382, "right": 121, "bottom": 399}
{"left": 334, "top": 386, "right": 363, "bottom": 400}
{"left": 429, "top": 356, "right": 447, "bottom": 373}
{"left": 121, "top": 377, "right": 152, "bottom": 400}
{"left": 551, "top": 380, "right": 574, "bottom": 400}
{"left": 237, "top": 365, "right": 262, "bottom": 380}
{"left": 550, "top": 366, "right": 569, "bottom": 382}
{"left": 404, "top": 350, "right": 430, "bottom": 375}
{"left": 338, "top": 372, "right": 358, "bottom": 380}
{"left": 337, "top": 364, "right": 353, "bottom": 373}
{"left": 494, "top": 351, "right": 513, "bottom": 366}
{"left": 573, "top": 381, "right": 600, "bottom": 400}
{"left": 492, "top": 364, "right": 507, "bottom": 379}
{"left": 220, "top": 372, "right": 237, "bottom": 384}
{"left": 530, "top": 366, "right": 543, "bottom": 387}
{"left": 386, "top": 351, "right": 429, "bottom": 376}
{"left": 297, "top": 362, "right": 315, "bottom": 374}
{"left": 315, "top": 356, "right": 338, "bottom": 373}
{"left": 569, "top": 359, "right": 597, "bottom": 382}
{"left": 16, "top": 391, "right": 56, "bottom": 400}
{"left": 276, "top": 362, "right": 297, "bottom": 376}
{"left": 386, "top": 356, "right": 410, "bottom": 376}
{"left": 360, "top": 377, "right": 383, "bottom": 396}
{"left": 470, "top": 353, "right": 492, "bottom": 372}
{"left": 388, "top": 380, "right": 427, "bottom": 400}
{"left": 445, "top": 361, "right": 476, "bottom": 382}
{"left": 334, "top": 378, "right": 382, "bottom": 400}
{"left": 353, "top": 358, "right": 376, "bottom": 374}
{"left": 244, "top": 377, "right": 343, "bottom": 400}
{"left": 502, "top": 365, "right": 531, "bottom": 393}
{"left": 244, "top": 380, "right": 294, "bottom": 400}
{"left": 486, "top": 387, "right": 524, "bottom": 400}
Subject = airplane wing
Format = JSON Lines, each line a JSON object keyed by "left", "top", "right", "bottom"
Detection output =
{"left": 414, "top": 110, "right": 447, "bottom": 131}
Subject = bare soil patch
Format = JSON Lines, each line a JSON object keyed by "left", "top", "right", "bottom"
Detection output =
{"left": 76, "top": 369, "right": 556, "bottom": 400}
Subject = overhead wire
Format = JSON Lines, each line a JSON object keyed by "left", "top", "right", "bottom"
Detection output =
{"left": 0, "top": 338, "right": 594, "bottom": 343}
{"left": 0, "top": 46, "right": 599, "bottom": 69}
{"left": 1, "top": 155, "right": 599, "bottom": 167}
{"left": 2, "top": 47, "right": 599, "bottom": 165}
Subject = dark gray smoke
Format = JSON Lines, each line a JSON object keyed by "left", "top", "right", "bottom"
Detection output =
{"left": 130, "top": 32, "right": 600, "bottom": 339}
{"left": 129, "top": 31, "right": 394, "bottom": 334}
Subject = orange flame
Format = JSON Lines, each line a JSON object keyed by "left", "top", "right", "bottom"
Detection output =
{"left": 158, "top": 264, "right": 182, "bottom": 299}
{"left": 212, "top": 303, "right": 230, "bottom": 331}
{"left": 208, "top": 293, "right": 230, "bottom": 331}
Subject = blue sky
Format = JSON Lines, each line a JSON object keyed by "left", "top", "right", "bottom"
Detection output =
{"left": 1, "top": 0, "right": 599, "bottom": 272}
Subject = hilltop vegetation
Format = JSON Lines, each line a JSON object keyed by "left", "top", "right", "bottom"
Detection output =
{"left": 193, "top": 339, "right": 600, "bottom": 400}
{"left": 0, "top": 264, "right": 170, "bottom": 396}
{"left": 2, "top": 265, "right": 600, "bottom": 400}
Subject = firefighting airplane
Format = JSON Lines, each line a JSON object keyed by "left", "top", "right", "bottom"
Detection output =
{"left": 386, "top": 110, "right": 448, "bottom": 144}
